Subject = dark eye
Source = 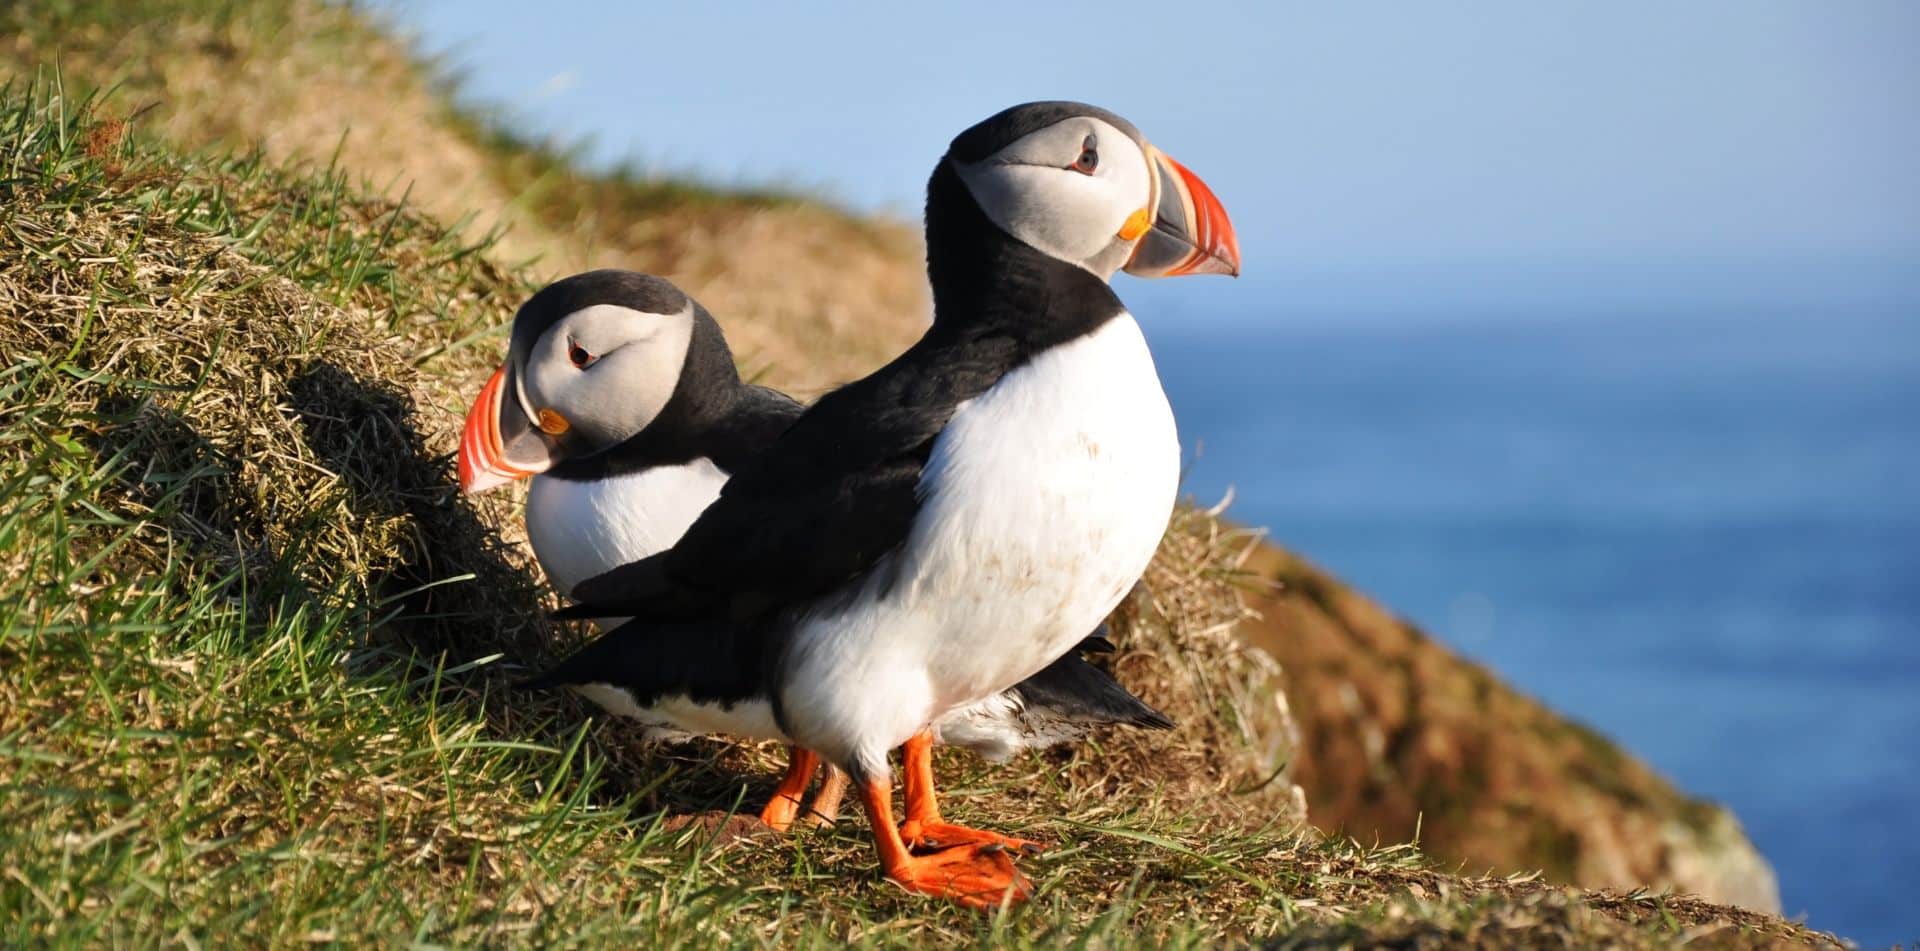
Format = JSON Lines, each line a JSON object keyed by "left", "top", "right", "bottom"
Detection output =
{"left": 567, "top": 340, "right": 596, "bottom": 369}
{"left": 1070, "top": 137, "right": 1099, "bottom": 175}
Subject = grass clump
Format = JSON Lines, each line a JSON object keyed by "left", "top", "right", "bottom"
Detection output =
{"left": 0, "top": 55, "right": 1843, "bottom": 951}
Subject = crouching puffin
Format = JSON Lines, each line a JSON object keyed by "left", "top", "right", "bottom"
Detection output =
{"left": 548, "top": 102, "right": 1238, "bottom": 909}
{"left": 458, "top": 269, "right": 1171, "bottom": 832}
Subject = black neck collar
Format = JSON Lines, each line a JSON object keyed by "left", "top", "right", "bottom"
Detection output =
{"left": 922, "top": 160, "right": 1127, "bottom": 354}
{"left": 544, "top": 310, "right": 798, "bottom": 481}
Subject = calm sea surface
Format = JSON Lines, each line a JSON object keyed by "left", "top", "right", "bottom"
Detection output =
{"left": 1145, "top": 310, "right": 1919, "bottom": 948}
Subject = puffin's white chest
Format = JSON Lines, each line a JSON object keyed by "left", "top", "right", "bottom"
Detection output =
{"left": 530, "top": 459, "right": 783, "bottom": 743}
{"left": 908, "top": 314, "right": 1179, "bottom": 695}
{"left": 783, "top": 314, "right": 1179, "bottom": 769}
{"left": 524, "top": 459, "right": 726, "bottom": 597}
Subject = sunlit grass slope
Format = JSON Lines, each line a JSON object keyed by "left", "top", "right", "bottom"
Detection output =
{"left": 0, "top": 2, "right": 1836, "bottom": 946}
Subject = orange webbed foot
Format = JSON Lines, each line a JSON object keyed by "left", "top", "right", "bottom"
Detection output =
{"left": 757, "top": 792, "right": 804, "bottom": 832}
{"left": 758, "top": 746, "right": 822, "bottom": 833}
{"left": 885, "top": 842, "right": 1033, "bottom": 910}
{"left": 899, "top": 818, "right": 1046, "bottom": 856}
{"left": 895, "top": 730, "right": 1044, "bottom": 855}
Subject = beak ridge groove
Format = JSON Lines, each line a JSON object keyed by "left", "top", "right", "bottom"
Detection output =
{"left": 1125, "top": 147, "right": 1241, "bottom": 279}
{"left": 458, "top": 366, "right": 542, "bottom": 495}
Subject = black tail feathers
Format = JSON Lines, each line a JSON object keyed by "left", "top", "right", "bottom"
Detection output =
{"left": 1014, "top": 650, "right": 1174, "bottom": 731}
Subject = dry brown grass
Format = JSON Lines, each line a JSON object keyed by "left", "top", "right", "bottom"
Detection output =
{"left": 0, "top": 95, "right": 531, "bottom": 648}
{"left": 1078, "top": 505, "right": 1305, "bottom": 824}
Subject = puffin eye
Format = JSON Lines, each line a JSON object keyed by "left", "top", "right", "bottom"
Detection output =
{"left": 567, "top": 340, "right": 597, "bottom": 369}
{"left": 1070, "top": 135, "right": 1098, "bottom": 175}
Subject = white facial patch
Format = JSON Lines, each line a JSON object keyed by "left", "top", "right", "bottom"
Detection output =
{"left": 518, "top": 302, "right": 695, "bottom": 450}
{"left": 953, "top": 117, "right": 1152, "bottom": 277}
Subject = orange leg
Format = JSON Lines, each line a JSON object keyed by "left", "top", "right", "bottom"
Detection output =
{"left": 757, "top": 745, "right": 820, "bottom": 832}
{"left": 897, "top": 729, "right": 1045, "bottom": 855}
{"left": 804, "top": 764, "right": 849, "bottom": 826}
{"left": 859, "top": 771, "right": 1031, "bottom": 910}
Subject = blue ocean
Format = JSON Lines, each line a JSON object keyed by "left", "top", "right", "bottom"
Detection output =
{"left": 1145, "top": 308, "right": 1919, "bottom": 948}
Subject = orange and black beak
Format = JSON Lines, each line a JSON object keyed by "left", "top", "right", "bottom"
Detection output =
{"left": 457, "top": 364, "right": 562, "bottom": 495}
{"left": 1124, "top": 146, "right": 1241, "bottom": 278}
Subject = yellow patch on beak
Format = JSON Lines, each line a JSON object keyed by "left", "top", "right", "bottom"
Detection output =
{"left": 1117, "top": 207, "right": 1152, "bottom": 241}
{"left": 536, "top": 408, "right": 571, "bottom": 436}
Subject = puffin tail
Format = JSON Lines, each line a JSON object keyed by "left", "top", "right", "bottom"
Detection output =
{"left": 1012, "top": 649, "right": 1174, "bottom": 731}
{"left": 1073, "top": 621, "right": 1118, "bottom": 655}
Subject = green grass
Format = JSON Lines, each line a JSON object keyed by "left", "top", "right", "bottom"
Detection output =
{"left": 0, "top": 55, "right": 1841, "bottom": 951}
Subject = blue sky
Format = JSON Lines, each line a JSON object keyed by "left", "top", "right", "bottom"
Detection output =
{"left": 376, "top": 1, "right": 1919, "bottom": 323}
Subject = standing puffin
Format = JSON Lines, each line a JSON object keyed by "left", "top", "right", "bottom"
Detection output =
{"left": 458, "top": 270, "right": 1171, "bottom": 831}
{"left": 546, "top": 102, "right": 1238, "bottom": 909}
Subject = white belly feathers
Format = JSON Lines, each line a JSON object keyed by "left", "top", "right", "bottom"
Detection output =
{"left": 780, "top": 314, "right": 1180, "bottom": 773}
{"left": 525, "top": 458, "right": 726, "bottom": 597}
{"left": 527, "top": 459, "right": 780, "bottom": 743}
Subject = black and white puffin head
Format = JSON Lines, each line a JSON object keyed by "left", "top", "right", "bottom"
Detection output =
{"left": 946, "top": 100, "right": 1241, "bottom": 280}
{"left": 458, "top": 270, "right": 721, "bottom": 495}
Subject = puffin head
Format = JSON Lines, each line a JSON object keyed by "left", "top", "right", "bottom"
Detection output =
{"left": 458, "top": 270, "right": 710, "bottom": 495}
{"left": 945, "top": 100, "right": 1240, "bottom": 281}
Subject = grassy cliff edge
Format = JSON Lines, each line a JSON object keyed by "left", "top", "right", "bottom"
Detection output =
{"left": 0, "top": 3, "right": 1828, "bottom": 947}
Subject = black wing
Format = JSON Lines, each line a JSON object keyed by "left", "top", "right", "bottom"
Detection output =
{"left": 520, "top": 618, "right": 768, "bottom": 708}
{"left": 561, "top": 329, "right": 1025, "bottom": 620}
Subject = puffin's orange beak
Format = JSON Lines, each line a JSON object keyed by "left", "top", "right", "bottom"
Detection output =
{"left": 458, "top": 365, "right": 556, "bottom": 495}
{"left": 1124, "top": 146, "right": 1241, "bottom": 278}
